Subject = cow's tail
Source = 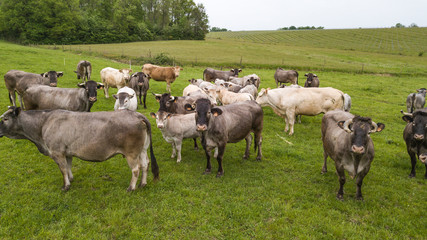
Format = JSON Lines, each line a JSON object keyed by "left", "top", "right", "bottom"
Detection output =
{"left": 8, "top": 92, "right": 12, "bottom": 105}
{"left": 141, "top": 116, "right": 159, "bottom": 180}
{"left": 295, "top": 71, "right": 299, "bottom": 85}
{"left": 411, "top": 93, "right": 416, "bottom": 113}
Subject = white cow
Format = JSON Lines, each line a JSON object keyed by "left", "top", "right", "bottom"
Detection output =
{"left": 113, "top": 87, "right": 137, "bottom": 111}
{"left": 256, "top": 87, "right": 344, "bottom": 135}
{"left": 100, "top": 67, "right": 132, "bottom": 98}
{"left": 205, "top": 87, "right": 254, "bottom": 105}
{"left": 150, "top": 111, "right": 201, "bottom": 163}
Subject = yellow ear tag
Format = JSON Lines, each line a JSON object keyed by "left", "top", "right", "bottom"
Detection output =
{"left": 213, "top": 112, "right": 219, "bottom": 117}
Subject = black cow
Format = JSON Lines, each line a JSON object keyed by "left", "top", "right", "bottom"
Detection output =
{"left": 129, "top": 72, "right": 150, "bottom": 108}
{"left": 321, "top": 110, "right": 385, "bottom": 200}
{"left": 401, "top": 109, "right": 427, "bottom": 178}
{"left": 23, "top": 81, "right": 104, "bottom": 112}
{"left": 185, "top": 99, "right": 263, "bottom": 177}
{"left": 4, "top": 70, "right": 63, "bottom": 109}
{"left": 203, "top": 68, "right": 241, "bottom": 82}
{"left": 74, "top": 60, "right": 92, "bottom": 83}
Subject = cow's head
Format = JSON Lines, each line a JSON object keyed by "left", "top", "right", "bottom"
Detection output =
{"left": 119, "top": 69, "right": 133, "bottom": 82}
{"left": 185, "top": 98, "right": 221, "bottom": 132}
{"left": 78, "top": 80, "right": 104, "bottom": 103}
{"left": 113, "top": 92, "right": 135, "bottom": 110}
{"left": 41, "top": 71, "right": 63, "bottom": 87}
{"left": 150, "top": 111, "right": 171, "bottom": 129}
{"left": 154, "top": 93, "right": 178, "bottom": 112}
{"left": 255, "top": 88, "right": 271, "bottom": 106}
{"left": 174, "top": 66, "right": 183, "bottom": 77}
{"left": 131, "top": 72, "right": 149, "bottom": 87}
{"left": 304, "top": 73, "right": 317, "bottom": 85}
{"left": 0, "top": 106, "right": 22, "bottom": 139}
{"left": 402, "top": 110, "right": 427, "bottom": 142}
{"left": 230, "top": 68, "right": 242, "bottom": 77}
{"left": 338, "top": 116, "right": 385, "bottom": 155}
{"left": 74, "top": 70, "right": 81, "bottom": 79}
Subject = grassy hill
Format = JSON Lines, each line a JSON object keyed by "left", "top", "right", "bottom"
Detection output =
{"left": 0, "top": 38, "right": 427, "bottom": 239}
{"left": 42, "top": 27, "right": 427, "bottom": 76}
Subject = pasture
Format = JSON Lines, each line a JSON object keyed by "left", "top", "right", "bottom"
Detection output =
{"left": 0, "top": 36, "right": 426, "bottom": 239}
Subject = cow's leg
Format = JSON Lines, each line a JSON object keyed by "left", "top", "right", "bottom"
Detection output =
{"left": 8, "top": 90, "right": 16, "bottom": 106}
{"left": 322, "top": 150, "right": 328, "bottom": 174}
{"left": 66, "top": 156, "right": 74, "bottom": 182}
{"left": 18, "top": 94, "right": 25, "bottom": 110}
{"left": 175, "top": 139, "right": 183, "bottom": 163}
{"left": 138, "top": 151, "right": 149, "bottom": 188}
{"left": 216, "top": 145, "right": 226, "bottom": 177}
{"left": 297, "top": 115, "right": 302, "bottom": 124}
{"left": 336, "top": 165, "right": 346, "bottom": 200}
{"left": 424, "top": 164, "right": 427, "bottom": 179}
{"left": 254, "top": 132, "right": 262, "bottom": 161}
{"left": 126, "top": 155, "right": 140, "bottom": 191}
{"left": 51, "top": 154, "right": 71, "bottom": 191}
{"left": 143, "top": 93, "right": 147, "bottom": 109}
{"left": 170, "top": 142, "right": 177, "bottom": 159}
{"left": 166, "top": 82, "right": 171, "bottom": 93}
{"left": 201, "top": 136, "right": 212, "bottom": 174}
{"left": 104, "top": 84, "right": 109, "bottom": 98}
{"left": 287, "top": 110, "right": 296, "bottom": 135}
{"left": 355, "top": 170, "right": 368, "bottom": 201}
{"left": 213, "top": 147, "right": 218, "bottom": 158}
{"left": 243, "top": 134, "right": 252, "bottom": 159}
{"left": 408, "top": 150, "right": 417, "bottom": 178}
{"left": 284, "top": 116, "right": 289, "bottom": 132}
{"left": 193, "top": 138, "right": 199, "bottom": 150}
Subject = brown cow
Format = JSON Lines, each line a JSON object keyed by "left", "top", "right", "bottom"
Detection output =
{"left": 142, "top": 64, "right": 182, "bottom": 92}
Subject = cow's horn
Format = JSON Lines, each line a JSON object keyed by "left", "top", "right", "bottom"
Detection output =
{"left": 343, "top": 119, "right": 353, "bottom": 133}
{"left": 400, "top": 110, "right": 413, "bottom": 117}
{"left": 370, "top": 122, "right": 378, "bottom": 133}
{"left": 0, "top": 108, "right": 13, "bottom": 119}
{"left": 169, "top": 96, "right": 175, "bottom": 102}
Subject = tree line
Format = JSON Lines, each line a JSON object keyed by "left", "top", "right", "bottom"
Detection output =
{"left": 278, "top": 26, "right": 324, "bottom": 30}
{"left": 0, "top": 0, "right": 209, "bottom": 44}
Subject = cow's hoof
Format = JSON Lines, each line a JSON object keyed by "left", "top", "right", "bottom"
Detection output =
{"left": 243, "top": 155, "right": 249, "bottom": 160}
{"left": 409, "top": 173, "right": 416, "bottom": 178}
{"left": 321, "top": 169, "right": 327, "bottom": 174}
{"left": 139, "top": 183, "right": 147, "bottom": 188}
{"left": 62, "top": 185, "right": 70, "bottom": 191}
{"left": 194, "top": 147, "right": 199, "bottom": 151}
{"left": 127, "top": 186, "right": 136, "bottom": 192}
{"left": 336, "top": 194, "right": 344, "bottom": 200}
{"left": 176, "top": 159, "right": 181, "bottom": 163}
{"left": 203, "top": 169, "right": 211, "bottom": 175}
{"left": 356, "top": 195, "right": 364, "bottom": 201}
{"left": 256, "top": 156, "right": 262, "bottom": 161}
{"left": 216, "top": 172, "right": 224, "bottom": 178}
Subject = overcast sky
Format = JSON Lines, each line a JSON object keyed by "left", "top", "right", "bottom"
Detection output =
{"left": 195, "top": 0, "right": 427, "bottom": 31}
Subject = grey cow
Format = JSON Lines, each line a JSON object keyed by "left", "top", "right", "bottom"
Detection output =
{"left": 23, "top": 81, "right": 104, "bottom": 112}
{"left": 129, "top": 72, "right": 150, "bottom": 108}
{"left": 203, "top": 68, "right": 241, "bottom": 82}
{"left": 0, "top": 107, "right": 159, "bottom": 191}
{"left": 4, "top": 70, "right": 63, "bottom": 109}
{"left": 304, "top": 73, "right": 320, "bottom": 88}
{"left": 274, "top": 68, "right": 298, "bottom": 87}
{"left": 321, "top": 110, "right": 385, "bottom": 200}
{"left": 406, "top": 88, "right": 426, "bottom": 113}
{"left": 74, "top": 60, "right": 92, "bottom": 83}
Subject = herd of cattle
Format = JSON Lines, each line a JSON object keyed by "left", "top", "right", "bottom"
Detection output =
{"left": 0, "top": 60, "right": 426, "bottom": 201}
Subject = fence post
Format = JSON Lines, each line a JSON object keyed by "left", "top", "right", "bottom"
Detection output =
{"left": 240, "top": 56, "right": 243, "bottom": 67}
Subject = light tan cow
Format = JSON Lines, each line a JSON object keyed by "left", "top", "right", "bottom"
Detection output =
{"left": 142, "top": 64, "right": 182, "bottom": 92}
{"left": 100, "top": 67, "right": 132, "bottom": 98}
{"left": 256, "top": 87, "right": 344, "bottom": 135}
{"left": 205, "top": 87, "right": 254, "bottom": 105}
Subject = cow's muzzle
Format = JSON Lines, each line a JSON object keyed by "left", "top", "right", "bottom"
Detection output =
{"left": 196, "top": 124, "right": 207, "bottom": 132}
{"left": 351, "top": 145, "right": 365, "bottom": 155}
{"left": 50, "top": 83, "right": 57, "bottom": 87}
{"left": 138, "top": 82, "right": 143, "bottom": 86}
{"left": 419, "top": 154, "right": 427, "bottom": 164}
{"left": 89, "top": 97, "right": 97, "bottom": 103}
{"left": 414, "top": 134, "right": 424, "bottom": 141}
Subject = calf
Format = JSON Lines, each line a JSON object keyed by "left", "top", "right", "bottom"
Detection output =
{"left": 229, "top": 74, "right": 260, "bottom": 88}
{"left": 205, "top": 87, "right": 254, "bottom": 105}
{"left": 114, "top": 87, "right": 137, "bottom": 111}
{"left": 274, "top": 68, "right": 298, "bottom": 87}
{"left": 128, "top": 72, "right": 150, "bottom": 108}
{"left": 185, "top": 99, "right": 263, "bottom": 177}
{"left": 401, "top": 110, "right": 427, "bottom": 178}
{"left": 304, "top": 73, "right": 320, "bottom": 87}
{"left": 321, "top": 110, "right": 385, "bottom": 200}
{"left": 406, "top": 88, "right": 426, "bottom": 113}
{"left": 23, "top": 81, "right": 104, "bottom": 112}
{"left": 238, "top": 85, "right": 258, "bottom": 98}
{"left": 4, "top": 70, "right": 63, "bottom": 109}
{"left": 150, "top": 111, "right": 200, "bottom": 163}
{"left": 203, "top": 68, "right": 241, "bottom": 82}
{"left": 100, "top": 67, "right": 132, "bottom": 98}
{"left": 142, "top": 64, "right": 182, "bottom": 92}
{"left": 74, "top": 60, "right": 92, "bottom": 83}
{"left": 0, "top": 107, "right": 159, "bottom": 191}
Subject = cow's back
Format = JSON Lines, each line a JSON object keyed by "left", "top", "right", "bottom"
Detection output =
{"left": 5, "top": 70, "right": 46, "bottom": 93}
{"left": 24, "top": 85, "right": 87, "bottom": 111}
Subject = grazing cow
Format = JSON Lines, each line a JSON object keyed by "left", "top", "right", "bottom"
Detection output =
{"left": 128, "top": 72, "right": 150, "bottom": 108}
{"left": 150, "top": 111, "right": 201, "bottom": 163}
{"left": 321, "top": 110, "right": 385, "bottom": 200}
{"left": 114, "top": 87, "right": 137, "bottom": 111}
{"left": 274, "top": 68, "right": 298, "bottom": 87}
{"left": 304, "top": 73, "right": 320, "bottom": 88}
{"left": 203, "top": 68, "right": 241, "bottom": 82}
{"left": 0, "top": 107, "right": 159, "bottom": 191}
{"left": 238, "top": 84, "right": 258, "bottom": 98}
{"left": 74, "top": 60, "right": 92, "bottom": 83}
{"left": 224, "top": 82, "right": 243, "bottom": 93}
{"left": 256, "top": 87, "right": 344, "bottom": 135}
{"left": 205, "top": 87, "right": 254, "bottom": 105}
{"left": 23, "top": 81, "right": 104, "bottom": 112}
{"left": 185, "top": 99, "right": 263, "bottom": 177}
{"left": 100, "top": 67, "right": 132, "bottom": 98}
{"left": 142, "top": 64, "right": 182, "bottom": 92}
{"left": 401, "top": 110, "right": 427, "bottom": 178}
{"left": 4, "top": 70, "right": 63, "bottom": 109}
{"left": 406, "top": 88, "right": 426, "bottom": 113}
{"left": 229, "top": 74, "right": 260, "bottom": 88}
{"left": 183, "top": 84, "right": 202, "bottom": 96}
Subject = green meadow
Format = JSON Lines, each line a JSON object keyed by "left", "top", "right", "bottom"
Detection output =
{"left": 0, "top": 27, "right": 426, "bottom": 239}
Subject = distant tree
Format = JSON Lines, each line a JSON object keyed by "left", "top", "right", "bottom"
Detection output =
{"left": 289, "top": 26, "right": 297, "bottom": 30}
{"left": 395, "top": 23, "right": 406, "bottom": 28}
{"left": 409, "top": 23, "right": 418, "bottom": 28}
{"left": 279, "top": 26, "right": 324, "bottom": 31}
{"left": 211, "top": 27, "right": 228, "bottom": 32}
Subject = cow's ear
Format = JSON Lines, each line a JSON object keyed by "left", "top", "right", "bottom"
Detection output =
{"left": 154, "top": 94, "right": 161, "bottom": 102}
{"left": 77, "top": 83, "right": 85, "bottom": 88}
{"left": 57, "top": 72, "right": 64, "bottom": 77}
{"left": 97, "top": 83, "right": 104, "bottom": 89}
{"left": 145, "top": 73, "right": 151, "bottom": 79}
{"left": 150, "top": 112, "right": 156, "bottom": 118}
{"left": 188, "top": 79, "right": 192, "bottom": 82}
{"left": 337, "top": 121, "right": 346, "bottom": 129}
{"left": 41, "top": 72, "right": 47, "bottom": 77}
{"left": 74, "top": 70, "right": 78, "bottom": 73}
{"left": 184, "top": 103, "right": 194, "bottom": 111}
{"left": 167, "top": 113, "right": 172, "bottom": 119}
{"left": 173, "top": 96, "right": 178, "bottom": 103}
{"left": 129, "top": 94, "right": 135, "bottom": 99}
{"left": 211, "top": 108, "right": 223, "bottom": 117}
{"left": 238, "top": 69, "right": 242, "bottom": 72}
{"left": 376, "top": 123, "right": 385, "bottom": 132}
{"left": 13, "top": 107, "right": 21, "bottom": 116}
{"left": 402, "top": 116, "right": 413, "bottom": 123}
{"left": 305, "top": 73, "right": 308, "bottom": 76}
{"left": 113, "top": 94, "right": 118, "bottom": 99}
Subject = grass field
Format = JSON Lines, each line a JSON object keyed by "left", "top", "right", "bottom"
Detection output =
{"left": 43, "top": 27, "right": 427, "bottom": 76}
{"left": 0, "top": 36, "right": 427, "bottom": 239}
